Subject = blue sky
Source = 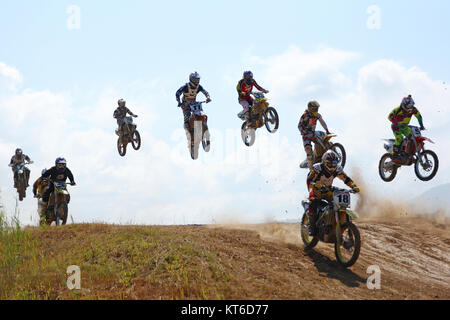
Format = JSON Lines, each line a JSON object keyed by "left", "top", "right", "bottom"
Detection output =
{"left": 1, "top": 0, "right": 449, "bottom": 225}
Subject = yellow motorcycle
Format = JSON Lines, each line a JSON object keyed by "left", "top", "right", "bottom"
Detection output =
{"left": 45, "top": 180, "right": 75, "bottom": 226}
{"left": 299, "top": 131, "right": 347, "bottom": 169}
{"left": 300, "top": 186, "right": 361, "bottom": 268}
{"left": 240, "top": 92, "right": 279, "bottom": 147}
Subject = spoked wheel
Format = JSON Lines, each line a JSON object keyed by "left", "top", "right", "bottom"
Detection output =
{"left": 131, "top": 130, "right": 141, "bottom": 150}
{"left": 117, "top": 138, "right": 127, "bottom": 157}
{"left": 241, "top": 121, "right": 256, "bottom": 147}
{"left": 300, "top": 213, "right": 319, "bottom": 250}
{"left": 55, "top": 201, "right": 68, "bottom": 226}
{"left": 378, "top": 153, "right": 398, "bottom": 182}
{"left": 264, "top": 107, "right": 279, "bottom": 133}
{"left": 202, "top": 129, "right": 211, "bottom": 152}
{"left": 331, "top": 143, "right": 346, "bottom": 169}
{"left": 334, "top": 222, "right": 361, "bottom": 268}
{"left": 415, "top": 150, "right": 439, "bottom": 181}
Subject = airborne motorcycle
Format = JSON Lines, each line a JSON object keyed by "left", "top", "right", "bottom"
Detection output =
{"left": 9, "top": 161, "right": 33, "bottom": 201}
{"left": 300, "top": 186, "right": 361, "bottom": 268}
{"left": 299, "top": 131, "right": 346, "bottom": 169}
{"left": 187, "top": 100, "right": 211, "bottom": 160}
{"left": 240, "top": 92, "right": 279, "bottom": 147}
{"left": 379, "top": 125, "right": 438, "bottom": 182}
{"left": 117, "top": 116, "right": 141, "bottom": 157}
{"left": 45, "top": 180, "right": 75, "bottom": 226}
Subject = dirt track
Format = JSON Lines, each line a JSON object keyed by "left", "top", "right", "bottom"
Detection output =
{"left": 207, "top": 216, "right": 450, "bottom": 299}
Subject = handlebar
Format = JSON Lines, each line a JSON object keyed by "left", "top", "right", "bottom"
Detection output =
{"left": 312, "top": 184, "right": 357, "bottom": 194}
{"left": 8, "top": 161, "right": 33, "bottom": 167}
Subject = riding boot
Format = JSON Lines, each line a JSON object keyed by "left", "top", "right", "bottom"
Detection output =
{"left": 307, "top": 210, "right": 318, "bottom": 236}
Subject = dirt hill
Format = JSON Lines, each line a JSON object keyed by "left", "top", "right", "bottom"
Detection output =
{"left": 1, "top": 216, "right": 449, "bottom": 300}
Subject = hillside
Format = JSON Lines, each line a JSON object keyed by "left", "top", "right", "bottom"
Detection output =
{"left": 1, "top": 216, "right": 449, "bottom": 300}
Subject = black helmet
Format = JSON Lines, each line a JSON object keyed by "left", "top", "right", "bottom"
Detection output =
{"left": 15, "top": 148, "right": 23, "bottom": 156}
{"left": 243, "top": 71, "right": 253, "bottom": 85}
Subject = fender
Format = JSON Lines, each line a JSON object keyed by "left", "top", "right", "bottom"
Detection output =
{"left": 345, "top": 209, "right": 359, "bottom": 220}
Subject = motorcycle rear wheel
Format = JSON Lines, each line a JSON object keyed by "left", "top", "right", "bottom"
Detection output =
{"left": 300, "top": 213, "right": 319, "bottom": 250}
{"left": 334, "top": 222, "right": 361, "bottom": 268}
{"left": 415, "top": 150, "right": 439, "bottom": 181}
{"left": 379, "top": 153, "right": 398, "bottom": 182}
{"left": 331, "top": 143, "right": 346, "bottom": 169}
{"left": 117, "top": 138, "right": 127, "bottom": 157}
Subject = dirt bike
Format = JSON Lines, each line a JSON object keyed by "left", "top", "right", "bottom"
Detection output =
{"left": 379, "top": 125, "right": 439, "bottom": 182}
{"left": 300, "top": 186, "right": 361, "bottom": 268}
{"left": 117, "top": 116, "right": 141, "bottom": 157}
{"left": 299, "top": 131, "right": 346, "bottom": 169}
{"left": 45, "top": 180, "right": 75, "bottom": 226}
{"left": 187, "top": 100, "right": 211, "bottom": 160}
{"left": 9, "top": 161, "right": 33, "bottom": 201}
{"left": 240, "top": 92, "right": 279, "bottom": 147}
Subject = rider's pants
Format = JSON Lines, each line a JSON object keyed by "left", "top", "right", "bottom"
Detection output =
{"left": 392, "top": 124, "right": 411, "bottom": 146}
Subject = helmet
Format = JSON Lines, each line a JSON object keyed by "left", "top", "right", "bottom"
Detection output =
{"left": 41, "top": 168, "right": 47, "bottom": 176}
{"left": 401, "top": 95, "right": 415, "bottom": 111}
{"left": 307, "top": 101, "right": 320, "bottom": 116}
{"left": 322, "top": 150, "right": 340, "bottom": 173}
{"left": 243, "top": 71, "right": 253, "bottom": 85}
{"left": 15, "top": 148, "right": 23, "bottom": 156}
{"left": 118, "top": 99, "right": 126, "bottom": 107}
{"left": 189, "top": 72, "right": 200, "bottom": 86}
{"left": 55, "top": 157, "right": 67, "bottom": 172}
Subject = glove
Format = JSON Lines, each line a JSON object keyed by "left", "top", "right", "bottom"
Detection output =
{"left": 177, "top": 101, "right": 182, "bottom": 107}
{"left": 326, "top": 129, "right": 331, "bottom": 135}
{"left": 206, "top": 97, "right": 211, "bottom": 103}
{"left": 420, "top": 126, "right": 425, "bottom": 131}
{"left": 352, "top": 186, "right": 360, "bottom": 193}
{"left": 71, "top": 182, "right": 76, "bottom": 186}
{"left": 133, "top": 115, "right": 138, "bottom": 118}
{"left": 264, "top": 90, "right": 269, "bottom": 94}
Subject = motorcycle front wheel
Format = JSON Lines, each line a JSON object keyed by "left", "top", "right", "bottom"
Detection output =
{"left": 264, "top": 107, "right": 279, "bottom": 133}
{"left": 334, "top": 222, "right": 361, "bottom": 268}
{"left": 241, "top": 121, "right": 256, "bottom": 147}
{"left": 131, "top": 130, "right": 141, "bottom": 150}
{"left": 378, "top": 153, "right": 398, "bottom": 182}
{"left": 55, "top": 201, "right": 68, "bottom": 226}
{"left": 300, "top": 213, "right": 319, "bottom": 250}
{"left": 331, "top": 143, "right": 346, "bottom": 169}
{"left": 202, "top": 129, "right": 211, "bottom": 152}
{"left": 415, "top": 150, "right": 439, "bottom": 181}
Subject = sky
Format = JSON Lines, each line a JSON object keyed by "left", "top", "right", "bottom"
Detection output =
{"left": 0, "top": 0, "right": 449, "bottom": 225}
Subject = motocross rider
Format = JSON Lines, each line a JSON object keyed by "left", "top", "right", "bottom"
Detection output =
{"left": 236, "top": 71, "right": 269, "bottom": 120}
{"left": 41, "top": 158, "right": 76, "bottom": 213}
{"left": 9, "top": 148, "right": 33, "bottom": 187}
{"left": 298, "top": 101, "right": 331, "bottom": 169}
{"left": 306, "top": 150, "right": 360, "bottom": 236}
{"left": 114, "top": 99, "right": 138, "bottom": 137}
{"left": 388, "top": 95, "right": 425, "bottom": 162}
{"left": 176, "top": 72, "right": 211, "bottom": 142}
{"left": 33, "top": 169, "right": 50, "bottom": 198}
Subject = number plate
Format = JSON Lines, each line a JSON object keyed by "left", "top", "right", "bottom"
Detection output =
{"left": 334, "top": 190, "right": 351, "bottom": 207}
{"left": 411, "top": 126, "right": 422, "bottom": 137}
